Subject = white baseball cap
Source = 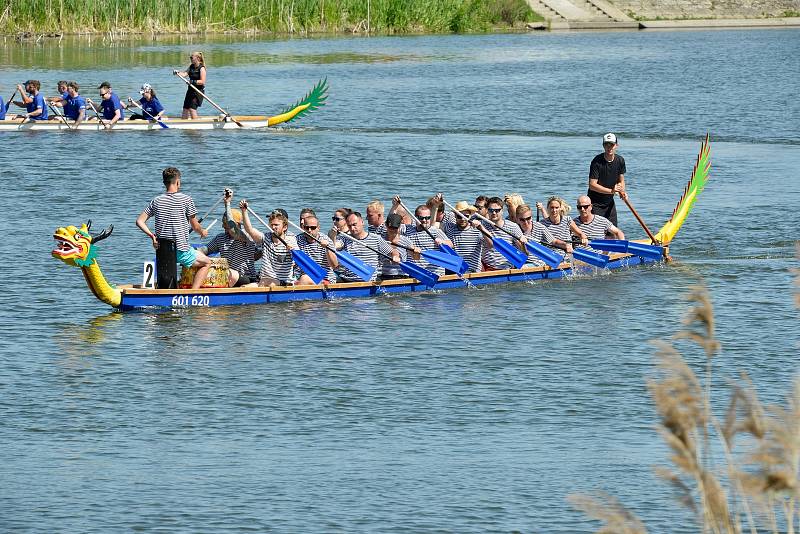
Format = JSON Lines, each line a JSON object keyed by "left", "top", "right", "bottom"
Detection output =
{"left": 139, "top": 83, "right": 152, "bottom": 94}
{"left": 603, "top": 132, "right": 618, "bottom": 144}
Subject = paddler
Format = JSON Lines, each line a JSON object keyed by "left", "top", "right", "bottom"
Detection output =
{"left": 335, "top": 211, "right": 398, "bottom": 283}
{"left": 572, "top": 195, "right": 625, "bottom": 243}
{"left": 88, "top": 81, "right": 124, "bottom": 128}
{"left": 60, "top": 81, "right": 87, "bottom": 127}
{"left": 295, "top": 214, "right": 338, "bottom": 285}
{"left": 175, "top": 51, "right": 207, "bottom": 119}
{"left": 440, "top": 200, "right": 491, "bottom": 274}
{"left": 239, "top": 202, "right": 298, "bottom": 287}
{"left": 126, "top": 83, "right": 165, "bottom": 122}
{"left": 587, "top": 132, "right": 628, "bottom": 226}
{"left": 12, "top": 80, "right": 48, "bottom": 121}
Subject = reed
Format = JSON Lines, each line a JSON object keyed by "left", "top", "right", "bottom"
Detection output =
{"left": 1, "top": 0, "right": 540, "bottom": 35}
{"left": 570, "top": 283, "right": 800, "bottom": 533}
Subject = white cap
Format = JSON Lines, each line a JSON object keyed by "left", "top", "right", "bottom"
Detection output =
{"left": 603, "top": 132, "right": 617, "bottom": 144}
{"left": 139, "top": 83, "right": 152, "bottom": 95}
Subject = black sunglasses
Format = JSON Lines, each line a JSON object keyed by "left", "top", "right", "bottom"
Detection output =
{"left": 518, "top": 216, "right": 532, "bottom": 222}
{"left": 418, "top": 216, "right": 432, "bottom": 221}
{"left": 487, "top": 207, "right": 502, "bottom": 213}
{"left": 332, "top": 215, "right": 344, "bottom": 221}
{"left": 305, "top": 225, "right": 318, "bottom": 230}
{"left": 577, "top": 204, "right": 592, "bottom": 209}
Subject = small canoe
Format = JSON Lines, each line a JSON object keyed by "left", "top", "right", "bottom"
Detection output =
{"left": 51, "top": 135, "right": 711, "bottom": 312}
{"left": 2, "top": 78, "right": 327, "bottom": 132}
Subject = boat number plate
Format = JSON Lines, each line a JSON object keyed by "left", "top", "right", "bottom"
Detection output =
{"left": 171, "top": 295, "right": 210, "bottom": 307}
{"left": 142, "top": 261, "right": 156, "bottom": 289}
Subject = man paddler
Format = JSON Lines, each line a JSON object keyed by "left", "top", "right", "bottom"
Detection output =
{"left": 12, "top": 80, "right": 48, "bottom": 121}
{"left": 587, "top": 132, "right": 627, "bottom": 226}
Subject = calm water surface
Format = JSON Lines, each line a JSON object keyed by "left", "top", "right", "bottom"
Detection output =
{"left": 1, "top": 29, "right": 799, "bottom": 532}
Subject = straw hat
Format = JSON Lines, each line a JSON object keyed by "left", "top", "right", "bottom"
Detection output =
{"left": 225, "top": 208, "right": 243, "bottom": 225}
{"left": 454, "top": 201, "right": 478, "bottom": 213}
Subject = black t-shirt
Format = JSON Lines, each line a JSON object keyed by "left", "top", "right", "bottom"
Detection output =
{"left": 588, "top": 153, "right": 626, "bottom": 206}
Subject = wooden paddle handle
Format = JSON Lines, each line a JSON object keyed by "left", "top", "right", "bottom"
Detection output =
{"left": 620, "top": 195, "right": 658, "bottom": 244}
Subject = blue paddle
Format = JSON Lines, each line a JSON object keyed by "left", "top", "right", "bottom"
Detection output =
{"left": 472, "top": 210, "right": 560, "bottom": 269}
{"left": 391, "top": 241, "right": 466, "bottom": 273}
{"left": 571, "top": 247, "right": 609, "bottom": 268}
{"left": 589, "top": 239, "right": 664, "bottom": 260}
{"left": 286, "top": 219, "right": 374, "bottom": 283}
{"left": 398, "top": 199, "right": 469, "bottom": 274}
{"left": 246, "top": 207, "right": 327, "bottom": 285}
{"left": 127, "top": 97, "right": 168, "bottom": 129}
{"left": 337, "top": 231, "right": 438, "bottom": 288}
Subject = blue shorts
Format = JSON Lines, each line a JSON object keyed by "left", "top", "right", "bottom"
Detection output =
{"left": 176, "top": 247, "right": 197, "bottom": 268}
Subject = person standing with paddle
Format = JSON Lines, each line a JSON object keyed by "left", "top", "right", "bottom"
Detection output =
{"left": 175, "top": 51, "right": 206, "bottom": 119}
{"left": 588, "top": 132, "right": 627, "bottom": 226}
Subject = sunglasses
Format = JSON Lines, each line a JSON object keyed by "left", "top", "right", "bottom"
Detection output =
{"left": 475, "top": 205, "right": 486, "bottom": 209}
{"left": 332, "top": 216, "right": 344, "bottom": 221}
{"left": 305, "top": 225, "right": 318, "bottom": 230}
{"left": 577, "top": 205, "right": 592, "bottom": 210}
{"left": 487, "top": 207, "right": 502, "bottom": 213}
{"left": 518, "top": 216, "right": 533, "bottom": 222}
{"left": 418, "top": 216, "right": 432, "bottom": 221}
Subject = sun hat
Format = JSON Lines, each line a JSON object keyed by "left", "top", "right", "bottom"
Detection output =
{"left": 454, "top": 201, "right": 478, "bottom": 213}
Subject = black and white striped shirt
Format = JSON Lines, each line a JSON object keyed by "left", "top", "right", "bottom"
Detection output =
{"left": 522, "top": 222, "right": 557, "bottom": 266}
{"left": 405, "top": 225, "right": 449, "bottom": 276}
{"left": 337, "top": 232, "right": 394, "bottom": 282}
{"left": 441, "top": 213, "right": 484, "bottom": 273}
{"left": 259, "top": 231, "right": 298, "bottom": 283}
{"left": 542, "top": 217, "right": 572, "bottom": 243}
{"left": 205, "top": 233, "right": 258, "bottom": 278}
{"left": 572, "top": 215, "right": 614, "bottom": 241}
{"left": 296, "top": 233, "right": 336, "bottom": 282}
{"left": 144, "top": 192, "right": 197, "bottom": 251}
{"left": 381, "top": 234, "right": 413, "bottom": 277}
{"left": 482, "top": 219, "right": 524, "bottom": 269}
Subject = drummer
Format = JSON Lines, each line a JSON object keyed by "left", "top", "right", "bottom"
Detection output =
{"left": 199, "top": 189, "right": 259, "bottom": 287}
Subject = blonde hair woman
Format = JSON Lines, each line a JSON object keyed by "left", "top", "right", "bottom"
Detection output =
{"left": 503, "top": 193, "right": 525, "bottom": 223}
{"left": 176, "top": 51, "right": 206, "bottom": 119}
{"left": 538, "top": 195, "right": 587, "bottom": 246}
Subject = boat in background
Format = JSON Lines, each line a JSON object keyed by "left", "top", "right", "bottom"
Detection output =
{"left": 51, "top": 135, "right": 711, "bottom": 311}
{"left": 1, "top": 79, "right": 327, "bottom": 131}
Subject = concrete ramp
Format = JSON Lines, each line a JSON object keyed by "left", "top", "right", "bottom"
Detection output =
{"left": 526, "top": 0, "right": 638, "bottom": 28}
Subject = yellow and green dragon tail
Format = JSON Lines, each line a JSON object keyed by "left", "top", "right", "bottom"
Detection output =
{"left": 267, "top": 78, "right": 329, "bottom": 127}
{"left": 654, "top": 134, "right": 711, "bottom": 245}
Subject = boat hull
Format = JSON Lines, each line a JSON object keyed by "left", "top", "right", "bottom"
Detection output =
{"left": 0, "top": 116, "right": 271, "bottom": 131}
{"left": 115, "top": 253, "right": 653, "bottom": 311}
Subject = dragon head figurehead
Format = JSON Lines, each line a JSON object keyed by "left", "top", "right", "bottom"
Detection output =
{"left": 52, "top": 220, "right": 113, "bottom": 267}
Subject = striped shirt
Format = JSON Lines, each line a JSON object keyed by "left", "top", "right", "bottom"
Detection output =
{"left": 381, "top": 234, "right": 413, "bottom": 277}
{"left": 259, "top": 232, "right": 298, "bottom": 283}
{"left": 144, "top": 192, "right": 197, "bottom": 251}
{"left": 572, "top": 214, "right": 615, "bottom": 241}
{"left": 542, "top": 217, "right": 572, "bottom": 243}
{"left": 296, "top": 233, "right": 336, "bottom": 282}
{"left": 204, "top": 233, "right": 258, "bottom": 278}
{"left": 482, "top": 219, "right": 524, "bottom": 269}
{"left": 336, "top": 232, "right": 394, "bottom": 282}
{"left": 405, "top": 225, "right": 449, "bottom": 276}
{"left": 522, "top": 222, "right": 556, "bottom": 266}
{"left": 441, "top": 213, "right": 485, "bottom": 273}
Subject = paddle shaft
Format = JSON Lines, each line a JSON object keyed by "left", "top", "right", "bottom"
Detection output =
{"left": 619, "top": 194, "right": 658, "bottom": 244}
{"left": 85, "top": 98, "right": 110, "bottom": 128}
{"left": 286, "top": 220, "right": 337, "bottom": 254}
{"left": 442, "top": 199, "right": 494, "bottom": 240}
{"left": 175, "top": 73, "right": 243, "bottom": 127}
{"left": 128, "top": 98, "right": 168, "bottom": 128}
{"left": 471, "top": 209, "right": 530, "bottom": 247}
{"left": 199, "top": 196, "right": 224, "bottom": 223}
{"left": 246, "top": 206, "right": 293, "bottom": 249}
{"left": 47, "top": 102, "right": 71, "bottom": 129}
{"left": 336, "top": 231, "right": 398, "bottom": 263}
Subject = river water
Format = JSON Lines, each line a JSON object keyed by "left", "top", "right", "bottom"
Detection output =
{"left": 1, "top": 29, "right": 798, "bottom": 532}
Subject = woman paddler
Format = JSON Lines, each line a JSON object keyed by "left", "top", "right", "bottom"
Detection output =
{"left": 127, "top": 83, "right": 165, "bottom": 122}
{"left": 537, "top": 196, "right": 588, "bottom": 247}
{"left": 175, "top": 51, "right": 206, "bottom": 119}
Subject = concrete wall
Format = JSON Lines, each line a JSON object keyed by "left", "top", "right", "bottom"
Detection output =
{"left": 609, "top": 0, "right": 800, "bottom": 19}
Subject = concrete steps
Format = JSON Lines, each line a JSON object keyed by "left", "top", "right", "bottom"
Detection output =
{"left": 525, "top": 0, "right": 638, "bottom": 29}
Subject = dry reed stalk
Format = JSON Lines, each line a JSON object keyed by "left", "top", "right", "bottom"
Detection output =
{"left": 567, "top": 493, "right": 647, "bottom": 534}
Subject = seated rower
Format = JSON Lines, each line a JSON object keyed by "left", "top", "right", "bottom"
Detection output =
{"left": 87, "top": 81, "right": 124, "bottom": 128}
{"left": 366, "top": 200, "right": 386, "bottom": 234}
{"left": 58, "top": 81, "right": 87, "bottom": 127}
{"left": 295, "top": 214, "right": 338, "bottom": 285}
{"left": 515, "top": 204, "right": 572, "bottom": 263}
{"left": 404, "top": 201, "right": 453, "bottom": 276}
{"left": 481, "top": 196, "right": 527, "bottom": 270}
{"left": 335, "top": 211, "right": 398, "bottom": 283}
{"left": 47, "top": 80, "right": 69, "bottom": 106}
{"left": 299, "top": 207, "right": 316, "bottom": 229}
{"left": 240, "top": 201, "right": 297, "bottom": 287}
{"left": 126, "top": 83, "right": 165, "bottom": 122}
{"left": 199, "top": 189, "right": 259, "bottom": 288}
{"left": 441, "top": 201, "right": 492, "bottom": 273}
{"left": 380, "top": 213, "right": 420, "bottom": 280}
{"left": 537, "top": 196, "right": 588, "bottom": 247}
{"left": 12, "top": 80, "right": 48, "bottom": 121}
{"left": 572, "top": 195, "right": 625, "bottom": 244}
{"left": 328, "top": 207, "right": 351, "bottom": 240}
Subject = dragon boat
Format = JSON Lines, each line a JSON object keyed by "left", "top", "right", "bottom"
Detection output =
{"left": 0, "top": 79, "right": 327, "bottom": 131}
{"left": 51, "top": 136, "right": 711, "bottom": 312}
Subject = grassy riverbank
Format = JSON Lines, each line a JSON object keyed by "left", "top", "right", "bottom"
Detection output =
{"left": 1, "top": 0, "right": 541, "bottom": 35}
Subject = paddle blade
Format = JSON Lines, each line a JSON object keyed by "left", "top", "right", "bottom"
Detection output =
{"left": 399, "top": 261, "right": 439, "bottom": 288}
{"left": 437, "top": 244, "right": 469, "bottom": 274}
{"left": 157, "top": 120, "right": 169, "bottom": 129}
{"left": 572, "top": 248, "right": 609, "bottom": 268}
{"left": 492, "top": 238, "right": 527, "bottom": 269}
{"left": 524, "top": 241, "right": 563, "bottom": 269}
{"left": 420, "top": 249, "right": 465, "bottom": 273}
{"left": 589, "top": 239, "right": 629, "bottom": 253}
{"left": 336, "top": 250, "right": 375, "bottom": 282}
{"left": 627, "top": 242, "right": 665, "bottom": 260}
{"left": 292, "top": 250, "right": 326, "bottom": 285}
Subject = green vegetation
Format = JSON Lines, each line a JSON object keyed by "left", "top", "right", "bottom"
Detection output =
{"left": 571, "top": 285, "right": 800, "bottom": 534}
{"left": 0, "top": 0, "right": 541, "bottom": 35}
